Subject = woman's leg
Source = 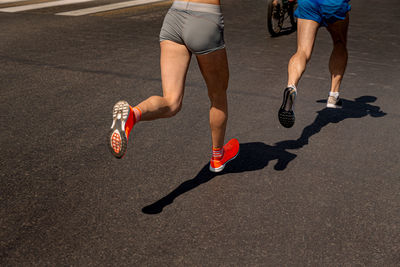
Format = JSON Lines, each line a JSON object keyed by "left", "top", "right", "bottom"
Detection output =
{"left": 196, "top": 48, "right": 229, "bottom": 149}
{"left": 136, "top": 40, "right": 192, "bottom": 120}
{"left": 108, "top": 41, "right": 191, "bottom": 158}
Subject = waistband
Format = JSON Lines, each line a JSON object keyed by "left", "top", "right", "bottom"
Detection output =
{"left": 171, "top": 1, "right": 221, "bottom": 14}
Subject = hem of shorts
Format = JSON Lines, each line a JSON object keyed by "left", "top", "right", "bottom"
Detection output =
{"left": 295, "top": 6, "right": 351, "bottom": 26}
{"left": 159, "top": 38, "right": 184, "bottom": 45}
{"left": 193, "top": 44, "right": 226, "bottom": 55}
{"left": 294, "top": 15, "right": 322, "bottom": 25}
{"left": 323, "top": 12, "right": 351, "bottom": 26}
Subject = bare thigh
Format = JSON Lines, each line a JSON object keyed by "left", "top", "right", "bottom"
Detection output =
{"left": 296, "top": 18, "right": 320, "bottom": 59}
{"left": 160, "top": 40, "right": 192, "bottom": 105}
{"left": 196, "top": 48, "right": 229, "bottom": 96}
{"left": 326, "top": 13, "right": 349, "bottom": 45}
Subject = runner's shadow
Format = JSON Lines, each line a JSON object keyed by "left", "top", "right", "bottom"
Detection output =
{"left": 142, "top": 142, "right": 297, "bottom": 214}
{"left": 142, "top": 96, "right": 385, "bottom": 214}
{"left": 275, "top": 95, "right": 386, "bottom": 150}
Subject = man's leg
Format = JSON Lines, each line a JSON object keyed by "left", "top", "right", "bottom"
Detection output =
{"left": 196, "top": 48, "right": 239, "bottom": 172}
{"left": 327, "top": 13, "right": 349, "bottom": 93}
{"left": 278, "top": 18, "right": 319, "bottom": 128}
{"left": 287, "top": 18, "right": 320, "bottom": 87}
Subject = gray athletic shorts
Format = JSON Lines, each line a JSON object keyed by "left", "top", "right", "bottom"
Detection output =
{"left": 159, "top": 1, "right": 225, "bottom": 55}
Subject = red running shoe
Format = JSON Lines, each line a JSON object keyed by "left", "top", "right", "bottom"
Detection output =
{"left": 108, "top": 101, "right": 135, "bottom": 158}
{"left": 209, "top": 138, "right": 240, "bottom": 173}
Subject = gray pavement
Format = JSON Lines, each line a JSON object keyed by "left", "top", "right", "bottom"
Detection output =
{"left": 1, "top": 0, "right": 400, "bottom": 265}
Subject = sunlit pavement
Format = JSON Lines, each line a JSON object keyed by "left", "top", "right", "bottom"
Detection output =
{"left": 1, "top": 0, "right": 399, "bottom": 265}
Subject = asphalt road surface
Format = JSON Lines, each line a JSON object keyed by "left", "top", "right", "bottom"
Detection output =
{"left": 1, "top": 0, "right": 400, "bottom": 265}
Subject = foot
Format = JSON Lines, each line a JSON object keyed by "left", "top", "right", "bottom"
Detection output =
{"left": 326, "top": 95, "right": 342, "bottom": 108}
{"left": 209, "top": 138, "right": 240, "bottom": 173}
{"left": 108, "top": 101, "right": 135, "bottom": 158}
{"left": 278, "top": 86, "right": 296, "bottom": 128}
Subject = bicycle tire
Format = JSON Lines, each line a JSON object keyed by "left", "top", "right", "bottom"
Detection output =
{"left": 289, "top": 1, "right": 298, "bottom": 30}
{"left": 267, "top": 0, "right": 282, "bottom": 37}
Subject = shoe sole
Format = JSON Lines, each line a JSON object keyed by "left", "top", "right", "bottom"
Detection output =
{"left": 108, "top": 101, "right": 130, "bottom": 158}
{"left": 278, "top": 109, "right": 295, "bottom": 128}
{"left": 209, "top": 148, "right": 240, "bottom": 173}
{"left": 278, "top": 88, "right": 296, "bottom": 128}
{"left": 326, "top": 103, "right": 342, "bottom": 109}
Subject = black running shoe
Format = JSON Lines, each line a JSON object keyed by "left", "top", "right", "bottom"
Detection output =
{"left": 278, "top": 86, "right": 297, "bottom": 128}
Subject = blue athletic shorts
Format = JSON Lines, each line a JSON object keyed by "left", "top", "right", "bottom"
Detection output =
{"left": 294, "top": 0, "right": 351, "bottom": 26}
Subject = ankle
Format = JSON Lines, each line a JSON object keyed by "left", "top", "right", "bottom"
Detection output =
{"left": 329, "top": 91, "right": 339, "bottom": 98}
{"left": 212, "top": 146, "right": 224, "bottom": 160}
{"left": 287, "top": 84, "right": 297, "bottom": 91}
{"left": 131, "top": 106, "right": 142, "bottom": 123}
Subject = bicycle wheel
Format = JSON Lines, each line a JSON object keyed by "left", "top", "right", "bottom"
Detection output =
{"left": 288, "top": 0, "right": 298, "bottom": 30}
{"left": 267, "top": 0, "right": 283, "bottom": 37}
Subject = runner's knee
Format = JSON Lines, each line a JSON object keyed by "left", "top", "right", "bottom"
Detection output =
{"left": 333, "top": 39, "right": 347, "bottom": 49}
{"left": 164, "top": 97, "right": 182, "bottom": 117}
{"left": 296, "top": 48, "right": 312, "bottom": 62}
{"left": 208, "top": 89, "right": 227, "bottom": 103}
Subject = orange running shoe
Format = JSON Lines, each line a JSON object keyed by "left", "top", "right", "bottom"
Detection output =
{"left": 108, "top": 101, "right": 135, "bottom": 158}
{"left": 209, "top": 138, "right": 240, "bottom": 173}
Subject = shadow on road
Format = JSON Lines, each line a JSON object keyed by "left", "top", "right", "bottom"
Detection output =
{"left": 142, "top": 142, "right": 296, "bottom": 214}
{"left": 275, "top": 95, "right": 386, "bottom": 150}
{"left": 142, "top": 95, "right": 386, "bottom": 214}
